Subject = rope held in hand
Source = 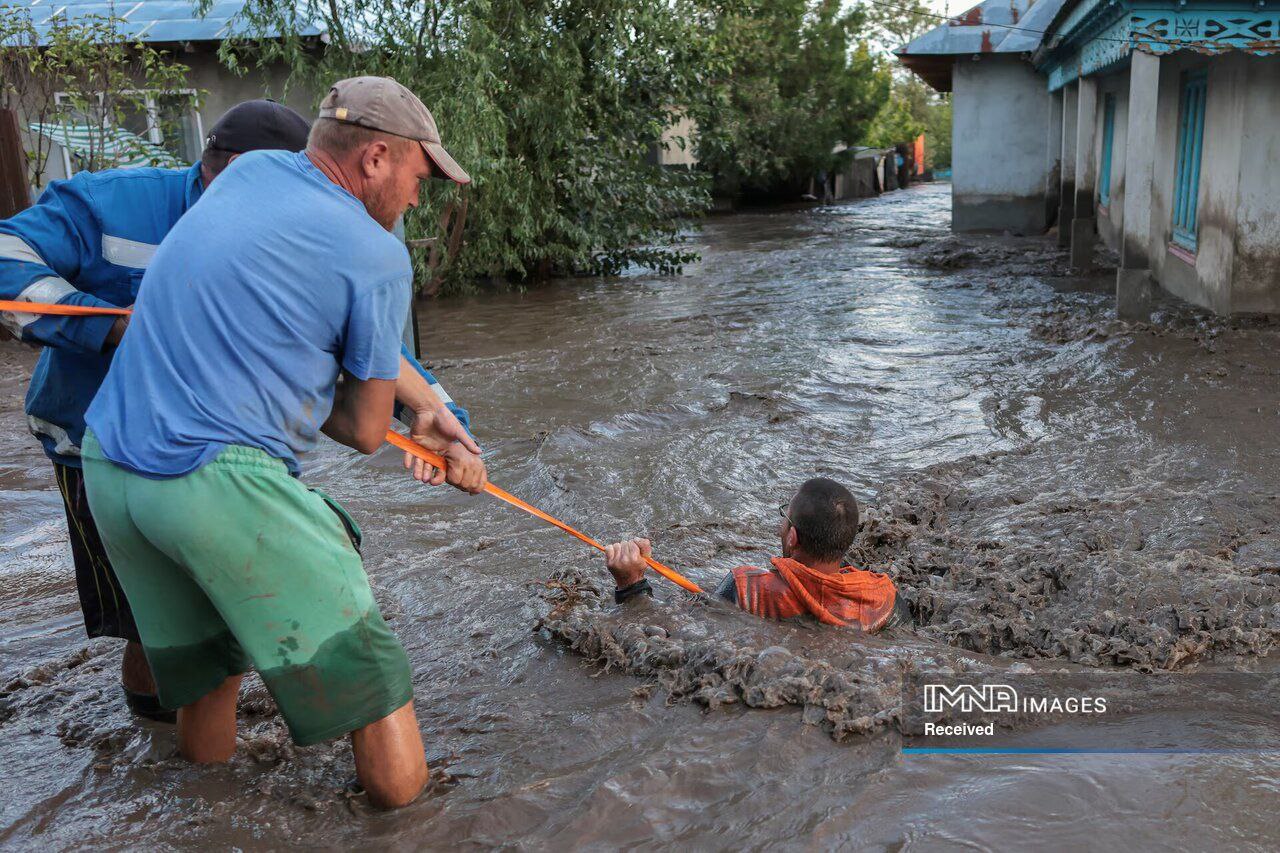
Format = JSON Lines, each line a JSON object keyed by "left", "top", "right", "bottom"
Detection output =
{"left": 5, "top": 299, "right": 705, "bottom": 594}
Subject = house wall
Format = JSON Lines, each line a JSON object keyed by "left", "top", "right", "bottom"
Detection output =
{"left": 188, "top": 48, "right": 317, "bottom": 131}
{"left": 951, "top": 55, "right": 1052, "bottom": 234}
{"left": 1229, "top": 55, "right": 1280, "bottom": 313}
{"left": 1146, "top": 53, "right": 1204, "bottom": 310}
{"left": 1094, "top": 72, "right": 1128, "bottom": 250}
{"left": 656, "top": 114, "right": 698, "bottom": 167}
{"left": 1145, "top": 51, "right": 1246, "bottom": 314}
{"left": 1045, "top": 88, "right": 1063, "bottom": 227}
{"left": 25, "top": 47, "right": 316, "bottom": 187}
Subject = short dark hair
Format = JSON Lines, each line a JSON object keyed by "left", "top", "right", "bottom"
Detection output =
{"left": 788, "top": 478, "right": 859, "bottom": 561}
{"left": 200, "top": 145, "right": 236, "bottom": 177}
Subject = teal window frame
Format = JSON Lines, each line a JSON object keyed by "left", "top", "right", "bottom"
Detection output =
{"left": 1098, "top": 93, "right": 1116, "bottom": 208}
{"left": 1172, "top": 71, "right": 1207, "bottom": 252}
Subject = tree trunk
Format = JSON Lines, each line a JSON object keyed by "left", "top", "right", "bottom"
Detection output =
{"left": 0, "top": 109, "right": 31, "bottom": 219}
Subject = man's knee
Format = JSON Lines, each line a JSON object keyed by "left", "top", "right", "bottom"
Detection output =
{"left": 352, "top": 701, "right": 429, "bottom": 809}
{"left": 362, "top": 764, "right": 429, "bottom": 810}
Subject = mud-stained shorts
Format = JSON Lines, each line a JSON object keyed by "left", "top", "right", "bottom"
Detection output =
{"left": 80, "top": 432, "right": 413, "bottom": 746}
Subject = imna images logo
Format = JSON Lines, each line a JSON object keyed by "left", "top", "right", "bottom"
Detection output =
{"left": 923, "top": 684, "right": 1019, "bottom": 714}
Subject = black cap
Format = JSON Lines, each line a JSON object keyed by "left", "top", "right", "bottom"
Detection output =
{"left": 204, "top": 99, "right": 310, "bottom": 154}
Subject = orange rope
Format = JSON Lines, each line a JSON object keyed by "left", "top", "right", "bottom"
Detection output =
{"left": 6, "top": 299, "right": 705, "bottom": 594}
{"left": 0, "top": 299, "right": 130, "bottom": 317}
{"left": 385, "top": 431, "right": 702, "bottom": 594}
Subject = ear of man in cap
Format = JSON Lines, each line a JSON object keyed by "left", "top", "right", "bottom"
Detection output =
{"left": 317, "top": 77, "right": 470, "bottom": 185}
{"left": 200, "top": 99, "right": 311, "bottom": 182}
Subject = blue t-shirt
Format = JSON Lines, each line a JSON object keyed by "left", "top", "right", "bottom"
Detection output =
{"left": 86, "top": 150, "right": 411, "bottom": 477}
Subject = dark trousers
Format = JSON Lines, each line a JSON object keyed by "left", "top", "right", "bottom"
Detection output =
{"left": 53, "top": 462, "right": 140, "bottom": 643}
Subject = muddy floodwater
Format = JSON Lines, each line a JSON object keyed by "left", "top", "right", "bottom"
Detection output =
{"left": 2, "top": 183, "right": 1279, "bottom": 849}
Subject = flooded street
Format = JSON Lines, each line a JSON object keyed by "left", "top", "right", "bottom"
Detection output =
{"left": 2, "top": 182, "right": 1279, "bottom": 848}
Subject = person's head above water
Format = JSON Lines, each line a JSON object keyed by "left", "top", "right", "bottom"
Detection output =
{"left": 200, "top": 99, "right": 311, "bottom": 185}
{"left": 779, "top": 477, "right": 859, "bottom": 568}
{"left": 603, "top": 475, "right": 864, "bottom": 595}
{"left": 304, "top": 76, "right": 470, "bottom": 231}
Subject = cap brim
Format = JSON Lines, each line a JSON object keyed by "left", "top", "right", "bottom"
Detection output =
{"left": 421, "top": 140, "right": 470, "bottom": 185}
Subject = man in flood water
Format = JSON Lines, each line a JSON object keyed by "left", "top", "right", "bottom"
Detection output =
{"left": 80, "top": 77, "right": 484, "bottom": 809}
{"left": 603, "top": 477, "right": 910, "bottom": 632}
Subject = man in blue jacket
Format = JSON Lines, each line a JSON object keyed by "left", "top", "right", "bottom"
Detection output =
{"left": 0, "top": 99, "right": 474, "bottom": 721}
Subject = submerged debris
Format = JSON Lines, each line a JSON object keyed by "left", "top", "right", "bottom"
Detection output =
{"left": 536, "top": 569, "right": 969, "bottom": 741}
{"left": 851, "top": 446, "right": 1280, "bottom": 671}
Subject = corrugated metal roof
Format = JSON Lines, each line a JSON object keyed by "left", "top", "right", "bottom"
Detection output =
{"left": 897, "top": 0, "right": 1068, "bottom": 56}
{"left": 0, "top": 0, "right": 321, "bottom": 43}
{"left": 895, "top": 0, "right": 1068, "bottom": 91}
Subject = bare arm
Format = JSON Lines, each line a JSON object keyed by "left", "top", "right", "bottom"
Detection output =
{"left": 395, "top": 354, "right": 487, "bottom": 493}
{"left": 321, "top": 371, "right": 397, "bottom": 454}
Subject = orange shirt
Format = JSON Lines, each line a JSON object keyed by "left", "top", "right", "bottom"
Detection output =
{"left": 731, "top": 557, "right": 899, "bottom": 633}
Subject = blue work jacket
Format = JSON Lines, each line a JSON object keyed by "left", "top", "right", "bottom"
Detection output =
{"left": 0, "top": 163, "right": 468, "bottom": 468}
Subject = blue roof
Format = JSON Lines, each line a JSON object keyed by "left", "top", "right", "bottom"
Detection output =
{"left": 898, "top": 0, "right": 1069, "bottom": 57}
{"left": 895, "top": 0, "right": 1069, "bottom": 90}
{"left": 1, "top": 0, "right": 322, "bottom": 43}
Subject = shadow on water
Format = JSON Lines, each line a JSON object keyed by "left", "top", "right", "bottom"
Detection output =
{"left": 1, "top": 184, "right": 1278, "bottom": 848}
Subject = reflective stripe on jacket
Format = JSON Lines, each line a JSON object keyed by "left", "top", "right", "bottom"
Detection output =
{"left": 0, "top": 164, "right": 203, "bottom": 466}
{"left": 1, "top": 164, "right": 472, "bottom": 465}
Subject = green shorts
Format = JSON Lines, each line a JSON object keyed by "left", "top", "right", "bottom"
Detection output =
{"left": 81, "top": 432, "right": 413, "bottom": 746}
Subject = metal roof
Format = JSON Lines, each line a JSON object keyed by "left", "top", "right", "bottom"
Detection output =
{"left": 1, "top": 0, "right": 322, "bottom": 43}
{"left": 896, "top": 0, "right": 1069, "bottom": 91}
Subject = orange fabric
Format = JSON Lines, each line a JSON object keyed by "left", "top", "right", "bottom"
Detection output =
{"left": 913, "top": 135, "right": 925, "bottom": 175}
{"left": 732, "top": 557, "right": 897, "bottom": 632}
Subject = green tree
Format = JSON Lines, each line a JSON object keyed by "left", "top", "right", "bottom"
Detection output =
{"left": 221, "top": 0, "right": 712, "bottom": 292}
{"left": 864, "top": 72, "right": 952, "bottom": 170}
{"left": 865, "top": 0, "right": 937, "bottom": 53}
{"left": 689, "top": 0, "right": 890, "bottom": 199}
{"left": 863, "top": 0, "right": 953, "bottom": 170}
{"left": 923, "top": 92, "right": 951, "bottom": 169}
{"left": 0, "top": 7, "right": 191, "bottom": 188}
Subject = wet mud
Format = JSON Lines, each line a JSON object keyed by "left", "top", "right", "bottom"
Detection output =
{"left": 3, "top": 184, "right": 1280, "bottom": 848}
{"left": 534, "top": 569, "right": 913, "bottom": 741}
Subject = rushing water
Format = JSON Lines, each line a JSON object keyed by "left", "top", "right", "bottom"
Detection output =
{"left": 2, "top": 183, "right": 1278, "bottom": 849}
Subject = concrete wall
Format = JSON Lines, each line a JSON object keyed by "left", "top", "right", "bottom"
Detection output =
{"left": 1194, "top": 53, "right": 1246, "bottom": 313}
{"left": 951, "top": 55, "right": 1053, "bottom": 234}
{"left": 1145, "top": 51, "right": 1250, "bottom": 314}
{"left": 1147, "top": 52, "right": 1211, "bottom": 310}
{"left": 1101, "top": 51, "right": 1280, "bottom": 314}
{"left": 1045, "top": 89, "right": 1063, "bottom": 228}
{"left": 1095, "top": 72, "right": 1128, "bottom": 250}
{"left": 1229, "top": 55, "right": 1280, "bottom": 313}
{"left": 187, "top": 48, "right": 316, "bottom": 132}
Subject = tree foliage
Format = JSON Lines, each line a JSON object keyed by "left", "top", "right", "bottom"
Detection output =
{"left": 866, "top": 74, "right": 951, "bottom": 169}
{"left": 688, "top": 0, "right": 890, "bottom": 200}
{"left": 922, "top": 91, "right": 951, "bottom": 170}
{"left": 0, "top": 7, "right": 191, "bottom": 188}
{"left": 221, "top": 0, "right": 712, "bottom": 291}
{"left": 215, "top": 0, "right": 956, "bottom": 291}
{"left": 864, "top": 0, "right": 938, "bottom": 53}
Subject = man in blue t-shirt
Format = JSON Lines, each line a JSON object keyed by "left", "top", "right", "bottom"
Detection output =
{"left": 82, "top": 77, "right": 483, "bottom": 810}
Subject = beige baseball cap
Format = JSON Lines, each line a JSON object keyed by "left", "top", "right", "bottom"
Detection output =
{"left": 318, "top": 76, "right": 470, "bottom": 184}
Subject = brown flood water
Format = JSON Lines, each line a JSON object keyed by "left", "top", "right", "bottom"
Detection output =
{"left": 2, "top": 183, "right": 1279, "bottom": 849}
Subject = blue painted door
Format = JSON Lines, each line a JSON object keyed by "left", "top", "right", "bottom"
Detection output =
{"left": 1172, "top": 72, "right": 1207, "bottom": 251}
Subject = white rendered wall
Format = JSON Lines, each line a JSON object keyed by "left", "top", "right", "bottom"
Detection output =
{"left": 951, "top": 55, "right": 1052, "bottom": 233}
